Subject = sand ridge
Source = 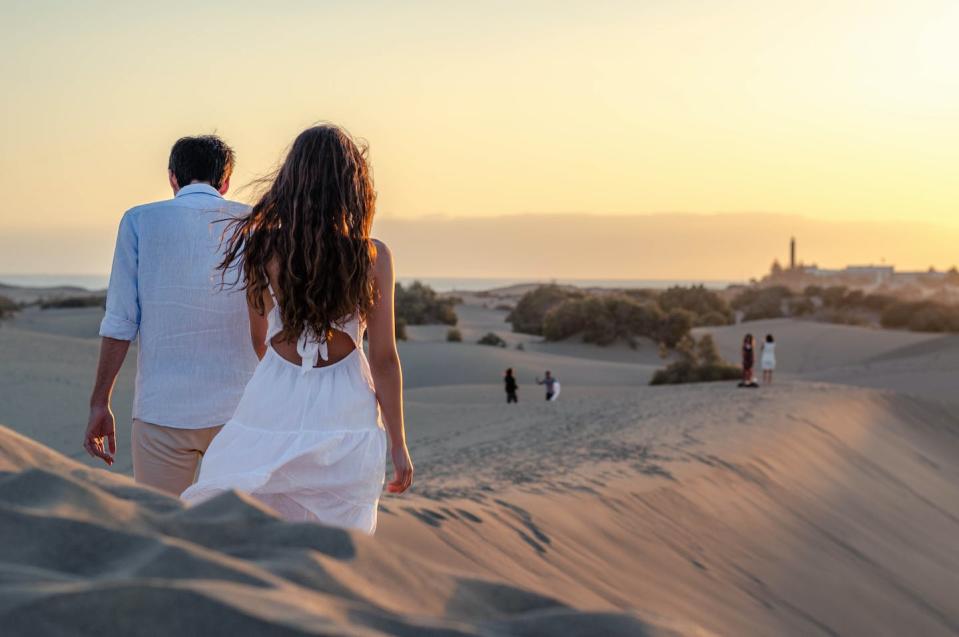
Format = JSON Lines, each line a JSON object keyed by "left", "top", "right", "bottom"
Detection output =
{"left": 2, "top": 298, "right": 959, "bottom": 635}
{"left": 2, "top": 381, "right": 958, "bottom": 635}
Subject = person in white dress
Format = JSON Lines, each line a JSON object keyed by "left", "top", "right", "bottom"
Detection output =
{"left": 761, "top": 333, "right": 777, "bottom": 385}
{"left": 181, "top": 125, "right": 413, "bottom": 534}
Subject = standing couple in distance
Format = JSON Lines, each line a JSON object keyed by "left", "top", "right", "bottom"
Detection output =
{"left": 84, "top": 126, "right": 413, "bottom": 534}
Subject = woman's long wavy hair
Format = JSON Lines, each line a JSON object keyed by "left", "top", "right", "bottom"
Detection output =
{"left": 218, "top": 125, "right": 377, "bottom": 343}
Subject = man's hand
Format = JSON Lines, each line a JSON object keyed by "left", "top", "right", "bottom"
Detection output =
{"left": 84, "top": 404, "right": 116, "bottom": 466}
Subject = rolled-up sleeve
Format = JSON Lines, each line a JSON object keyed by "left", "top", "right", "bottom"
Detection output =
{"left": 99, "top": 210, "right": 140, "bottom": 341}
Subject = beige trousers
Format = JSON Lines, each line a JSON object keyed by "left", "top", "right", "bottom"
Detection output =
{"left": 131, "top": 419, "right": 222, "bottom": 496}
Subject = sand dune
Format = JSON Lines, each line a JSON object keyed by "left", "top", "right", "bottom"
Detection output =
{"left": 3, "top": 381, "right": 958, "bottom": 635}
{"left": 4, "top": 305, "right": 105, "bottom": 340}
{"left": 803, "top": 335, "right": 959, "bottom": 405}
{"left": 3, "top": 297, "right": 959, "bottom": 635}
{"left": 0, "top": 424, "right": 700, "bottom": 636}
{"left": 697, "top": 318, "right": 939, "bottom": 375}
{"left": 407, "top": 302, "right": 666, "bottom": 366}
{"left": 0, "top": 319, "right": 136, "bottom": 472}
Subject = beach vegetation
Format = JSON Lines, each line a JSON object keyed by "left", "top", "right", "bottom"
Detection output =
{"left": 506, "top": 285, "right": 583, "bottom": 335}
{"left": 880, "top": 300, "right": 959, "bottom": 332}
{"left": 477, "top": 332, "right": 507, "bottom": 347}
{"left": 655, "top": 285, "right": 734, "bottom": 326}
{"left": 0, "top": 295, "right": 18, "bottom": 320}
{"left": 395, "top": 281, "right": 458, "bottom": 326}
{"left": 446, "top": 327, "right": 462, "bottom": 342}
{"left": 731, "top": 285, "right": 792, "bottom": 321}
{"left": 540, "top": 294, "right": 693, "bottom": 348}
{"left": 508, "top": 284, "right": 713, "bottom": 347}
{"left": 39, "top": 295, "right": 106, "bottom": 310}
{"left": 650, "top": 334, "right": 741, "bottom": 385}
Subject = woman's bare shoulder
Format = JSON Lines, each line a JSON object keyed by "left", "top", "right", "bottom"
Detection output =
{"left": 371, "top": 239, "right": 393, "bottom": 271}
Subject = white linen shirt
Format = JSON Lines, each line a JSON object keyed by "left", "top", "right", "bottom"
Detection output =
{"left": 99, "top": 184, "right": 258, "bottom": 428}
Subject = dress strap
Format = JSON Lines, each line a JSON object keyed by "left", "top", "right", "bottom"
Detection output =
{"left": 264, "top": 284, "right": 283, "bottom": 345}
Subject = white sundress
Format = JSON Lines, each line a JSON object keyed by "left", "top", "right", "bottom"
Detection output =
{"left": 761, "top": 342, "right": 777, "bottom": 371}
{"left": 181, "top": 286, "right": 388, "bottom": 534}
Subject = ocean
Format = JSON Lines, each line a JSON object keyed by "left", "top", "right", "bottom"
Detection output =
{"left": 0, "top": 274, "right": 740, "bottom": 293}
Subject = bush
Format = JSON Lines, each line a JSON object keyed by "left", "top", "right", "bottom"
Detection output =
{"left": 650, "top": 334, "right": 741, "bottom": 385}
{"left": 819, "top": 309, "right": 868, "bottom": 327}
{"left": 507, "top": 285, "right": 582, "bottom": 335}
{"left": 542, "top": 296, "right": 605, "bottom": 343}
{"left": 541, "top": 294, "right": 690, "bottom": 348}
{"left": 733, "top": 286, "right": 792, "bottom": 321}
{"left": 446, "top": 327, "right": 462, "bottom": 342}
{"left": 881, "top": 301, "right": 959, "bottom": 332}
{"left": 0, "top": 295, "right": 17, "bottom": 320}
{"left": 657, "top": 308, "right": 694, "bottom": 348}
{"left": 790, "top": 297, "right": 815, "bottom": 316}
{"left": 39, "top": 295, "right": 105, "bottom": 310}
{"left": 862, "top": 293, "right": 895, "bottom": 312}
{"left": 657, "top": 285, "right": 733, "bottom": 326}
{"left": 623, "top": 289, "right": 659, "bottom": 303}
{"left": 395, "top": 281, "right": 458, "bottom": 326}
{"left": 819, "top": 286, "right": 849, "bottom": 308}
{"left": 697, "top": 310, "right": 733, "bottom": 327}
{"left": 477, "top": 332, "right": 507, "bottom": 347}
{"left": 696, "top": 333, "right": 722, "bottom": 366}
{"left": 395, "top": 317, "right": 408, "bottom": 341}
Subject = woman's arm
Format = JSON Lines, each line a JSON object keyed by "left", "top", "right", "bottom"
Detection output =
{"left": 366, "top": 240, "right": 413, "bottom": 494}
{"left": 248, "top": 300, "right": 268, "bottom": 360}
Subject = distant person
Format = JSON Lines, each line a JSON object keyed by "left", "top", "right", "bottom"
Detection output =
{"left": 738, "top": 334, "right": 758, "bottom": 388}
{"left": 761, "top": 333, "right": 776, "bottom": 384}
{"left": 182, "top": 124, "right": 412, "bottom": 534}
{"left": 85, "top": 135, "right": 258, "bottom": 495}
{"left": 504, "top": 368, "right": 518, "bottom": 404}
{"left": 536, "top": 370, "right": 560, "bottom": 401}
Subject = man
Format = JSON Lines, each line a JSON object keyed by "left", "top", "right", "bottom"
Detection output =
{"left": 84, "top": 135, "right": 258, "bottom": 496}
{"left": 536, "top": 370, "right": 559, "bottom": 401}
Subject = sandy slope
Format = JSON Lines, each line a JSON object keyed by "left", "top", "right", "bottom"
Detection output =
{"left": 0, "top": 425, "right": 684, "bottom": 636}
{"left": 0, "top": 319, "right": 137, "bottom": 473}
{"left": 697, "top": 318, "right": 939, "bottom": 375}
{"left": 0, "top": 307, "right": 654, "bottom": 474}
{"left": 2, "top": 382, "right": 958, "bottom": 635}
{"left": 407, "top": 303, "right": 666, "bottom": 366}
{"left": 2, "top": 301, "right": 959, "bottom": 635}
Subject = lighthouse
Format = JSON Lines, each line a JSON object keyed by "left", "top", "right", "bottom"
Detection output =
{"left": 790, "top": 237, "right": 796, "bottom": 270}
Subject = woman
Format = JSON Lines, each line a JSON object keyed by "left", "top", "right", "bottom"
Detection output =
{"left": 761, "top": 333, "right": 776, "bottom": 385}
{"left": 182, "top": 125, "right": 413, "bottom": 534}
{"left": 739, "top": 333, "right": 756, "bottom": 387}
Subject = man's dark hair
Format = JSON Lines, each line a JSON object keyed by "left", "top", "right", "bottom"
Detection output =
{"left": 168, "top": 135, "right": 235, "bottom": 190}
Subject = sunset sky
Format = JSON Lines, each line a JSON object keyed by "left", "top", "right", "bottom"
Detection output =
{"left": 1, "top": 1, "right": 957, "bottom": 278}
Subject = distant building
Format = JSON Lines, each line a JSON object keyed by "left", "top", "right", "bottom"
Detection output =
{"left": 843, "top": 265, "right": 895, "bottom": 283}
{"left": 766, "top": 237, "right": 956, "bottom": 294}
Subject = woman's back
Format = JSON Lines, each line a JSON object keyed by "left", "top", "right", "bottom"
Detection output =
{"left": 264, "top": 264, "right": 362, "bottom": 369}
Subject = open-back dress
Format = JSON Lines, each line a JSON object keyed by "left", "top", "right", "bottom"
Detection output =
{"left": 181, "top": 285, "right": 387, "bottom": 534}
